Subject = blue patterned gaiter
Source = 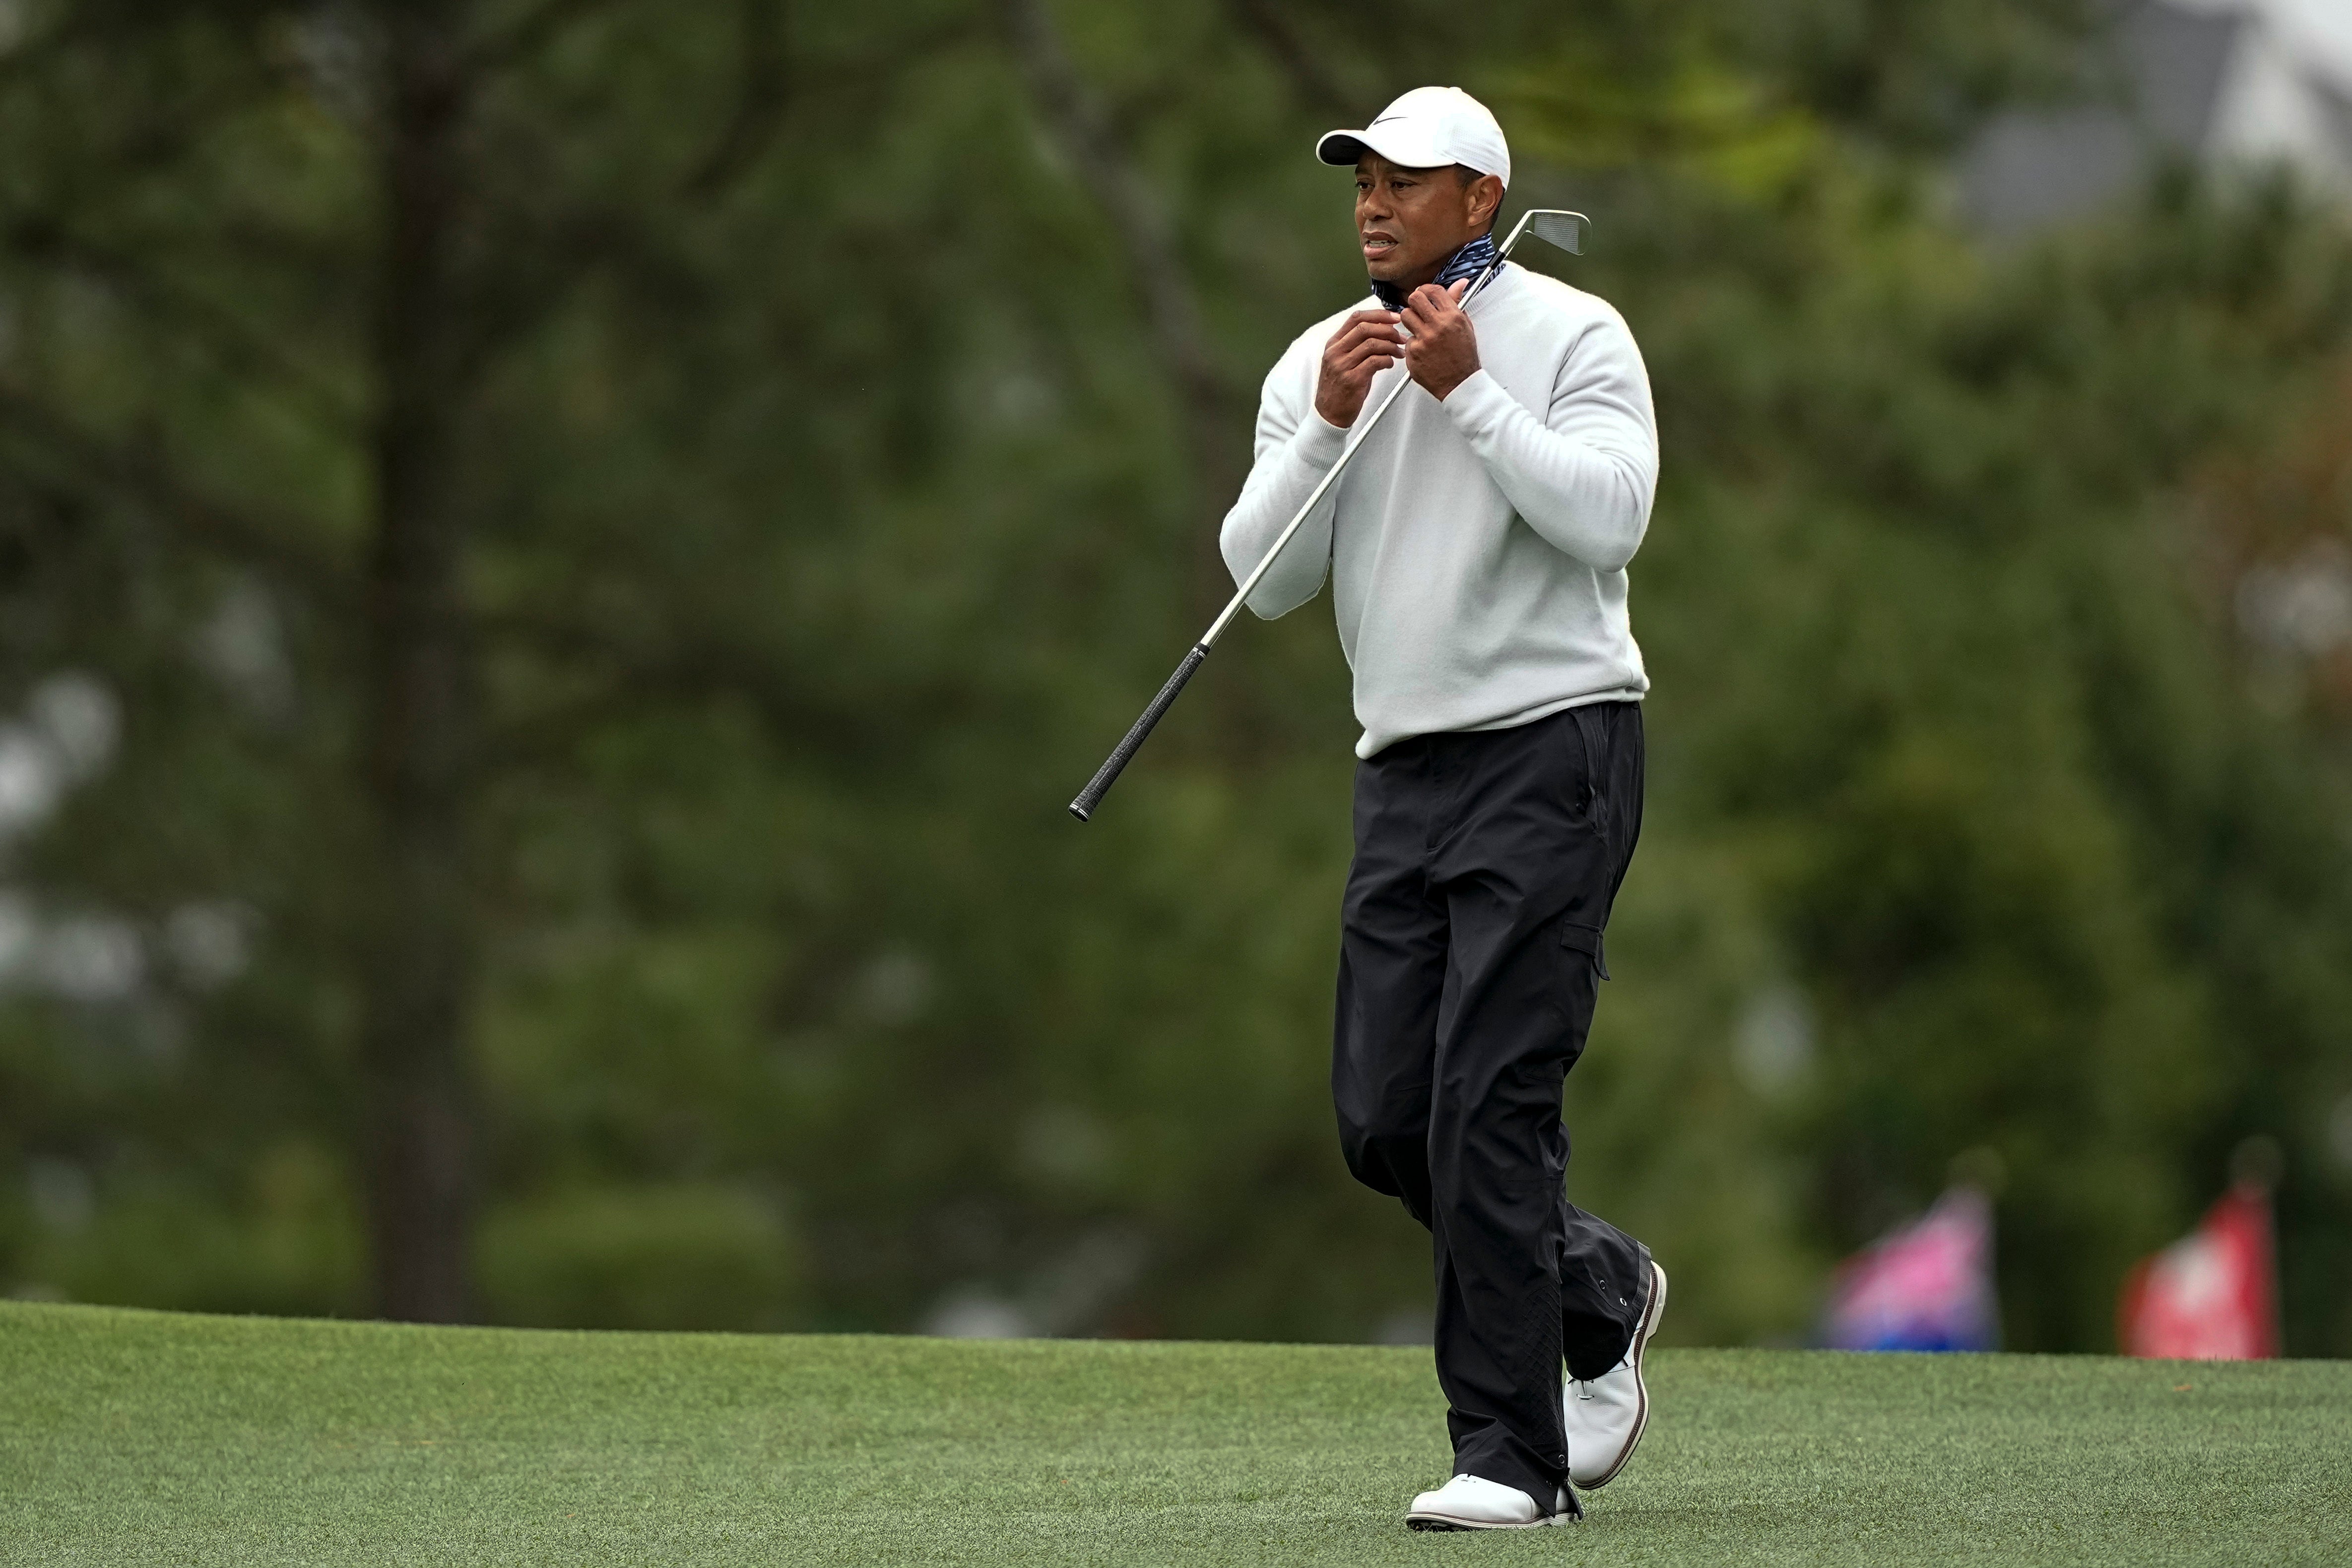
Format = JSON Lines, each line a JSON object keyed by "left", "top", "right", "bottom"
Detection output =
{"left": 1372, "top": 233, "right": 1500, "bottom": 311}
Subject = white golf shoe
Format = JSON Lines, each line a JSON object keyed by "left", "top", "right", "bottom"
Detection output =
{"left": 1404, "top": 1472, "right": 1579, "bottom": 1531}
{"left": 1565, "top": 1258, "right": 1667, "bottom": 1490}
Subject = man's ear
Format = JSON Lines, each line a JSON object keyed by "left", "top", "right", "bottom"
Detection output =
{"left": 1470, "top": 173, "right": 1503, "bottom": 232}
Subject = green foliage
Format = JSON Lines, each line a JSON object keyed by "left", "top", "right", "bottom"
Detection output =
{"left": 478, "top": 1181, "right": 795, "bottom": 1330}
{"left": 0, "top": 0, "right": 2348, "bottom": 1356}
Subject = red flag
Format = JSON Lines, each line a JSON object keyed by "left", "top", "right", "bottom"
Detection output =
{"left": 2119, "top": 1185, "right": 2279, "bottom": 1360}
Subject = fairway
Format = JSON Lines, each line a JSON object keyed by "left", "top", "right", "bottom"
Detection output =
{"left": 2, "top": 1302, "right": 2345, "bottom": 1566}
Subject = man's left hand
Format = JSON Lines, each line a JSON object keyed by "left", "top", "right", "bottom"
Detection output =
{"left": 1402, "top": 279, "right": 1478, "bottom": 401}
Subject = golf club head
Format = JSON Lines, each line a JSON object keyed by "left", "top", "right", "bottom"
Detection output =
{"left": 1514, "top": 208, "right": 1587, "bottom": 256}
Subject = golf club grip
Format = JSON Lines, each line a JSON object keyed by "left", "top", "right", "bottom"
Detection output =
{"left": 1068, "top": 643, "right": 1210, "bottom": 821}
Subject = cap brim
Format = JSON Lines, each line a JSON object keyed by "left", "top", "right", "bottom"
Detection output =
{"left": 1315, "top": 126, "right": 1455, "bottom": 169}
{"left": 1315, "top": 131, "right": 1369, "bottom": 165}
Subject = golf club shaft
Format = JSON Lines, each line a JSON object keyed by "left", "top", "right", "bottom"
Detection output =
{"left": 1068, "top": 217, "right": 1538, "bottom": 822}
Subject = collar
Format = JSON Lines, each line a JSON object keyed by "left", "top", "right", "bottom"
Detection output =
{"left": 1370, "top": 233, "right": 1500, "bottom": 311}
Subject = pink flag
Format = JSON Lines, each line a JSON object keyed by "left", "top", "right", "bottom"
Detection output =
{"left": 2119, "top": 1185, "right": 2278, "bottom": 1360}
{"left": 1823, "top": 1186, "right": 1998, "bottom": 1352}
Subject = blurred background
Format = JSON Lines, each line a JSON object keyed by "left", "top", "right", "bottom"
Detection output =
{"left": 2, "top": 0, "right": 2350, "bottom": 1356}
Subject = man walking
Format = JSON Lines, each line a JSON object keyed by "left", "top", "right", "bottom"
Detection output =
{"left": 1220, "top": 86, "right": 1666, "bottom": 1530}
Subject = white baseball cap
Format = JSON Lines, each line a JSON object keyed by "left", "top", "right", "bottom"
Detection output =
{"left": 1316, "top": 86, "right": 1511, "bottom": 188}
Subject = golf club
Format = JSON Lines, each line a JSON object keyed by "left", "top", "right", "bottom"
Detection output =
{"left": 1067, "top": 208, "right": 1590, "bottom": 821}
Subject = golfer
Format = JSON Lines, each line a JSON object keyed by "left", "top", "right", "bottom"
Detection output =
{"left": 1220, "top": 86, "right": 1665, "bottom": 1530}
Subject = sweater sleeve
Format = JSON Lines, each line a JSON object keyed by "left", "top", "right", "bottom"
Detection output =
{"left": 1218, "top": 335, "right": 1351, "bottom": 619}
{"left": 1438, "top": 308, "right": 1658, "bottom": 573}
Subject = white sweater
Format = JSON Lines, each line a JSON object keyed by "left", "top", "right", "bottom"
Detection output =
{"left": 1219, "top": 262, "right": 1658, "bottom": 758}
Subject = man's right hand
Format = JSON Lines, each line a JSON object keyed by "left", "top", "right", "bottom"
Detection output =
{"left": 1313, "top": 310, "right": 1405, "bottom": 427}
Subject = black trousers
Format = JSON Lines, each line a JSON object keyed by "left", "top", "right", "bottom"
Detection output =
{"left": 1334, "top": 700, "right": 1651, "bottom": 1505}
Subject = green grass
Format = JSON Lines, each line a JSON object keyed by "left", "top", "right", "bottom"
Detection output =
{"left": 2, "top": 1302, "right": 2347, "bottom": 1565}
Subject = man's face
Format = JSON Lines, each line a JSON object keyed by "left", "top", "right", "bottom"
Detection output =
{"left": 1354, "top": 154, "right": 1503, "bottom": 286}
